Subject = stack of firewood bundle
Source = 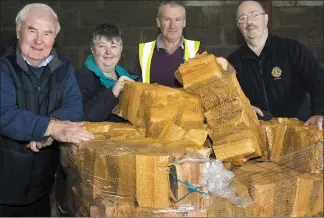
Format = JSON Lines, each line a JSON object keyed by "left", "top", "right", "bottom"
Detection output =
{"left": 59, "top": 52, "right": 323, "bottom": 217}
{"left": 175, "top": 52, "right": 264, "bottom": 162}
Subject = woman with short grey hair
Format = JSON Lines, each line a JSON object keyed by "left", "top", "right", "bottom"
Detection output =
{"left": 75, "top": 23, "right": 137, "bottom": 122}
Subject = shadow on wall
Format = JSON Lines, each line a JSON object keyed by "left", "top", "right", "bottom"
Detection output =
{"left": 0, "top": 33, "right": 16, "bottom": 48}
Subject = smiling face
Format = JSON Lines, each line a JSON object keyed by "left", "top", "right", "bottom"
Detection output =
{"left": 17, "top": 7, "right": 57, "bottom": 66}
{"left": 91, "top": 36, "right": 122, "bottom": 73}
{"left": 156, "top": 4, "right": 186, "bottom": 42}
{"left": 236, "top": 0, "right": 268, "bottom": 41}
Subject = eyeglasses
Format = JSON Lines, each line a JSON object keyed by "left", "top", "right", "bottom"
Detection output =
{"left": 237, "top": 12, "right": 266, "bottom": 24}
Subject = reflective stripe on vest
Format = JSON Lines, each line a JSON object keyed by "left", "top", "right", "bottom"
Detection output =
{"left": 139, "top": 39, "right": 200, "bottom": 84}
{"left": 183, "top": 39, "right": 200, "bottom": 61}
{"left": 139, "top": 41, "right": 156, "bottom": 84}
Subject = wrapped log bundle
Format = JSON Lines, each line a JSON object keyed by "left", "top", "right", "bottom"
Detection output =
{"left": 113, "top": 82, "right": 207, "bottom": 145}
{"left": 260, "top": 118, "right": 323, "bottom": 173}
{"left": 175, "top": 52, "right": 264, "bottom": 161}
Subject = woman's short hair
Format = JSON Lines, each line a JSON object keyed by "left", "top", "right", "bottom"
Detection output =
{"left": 89, "top": 24, "right": 123, "bottom": 49}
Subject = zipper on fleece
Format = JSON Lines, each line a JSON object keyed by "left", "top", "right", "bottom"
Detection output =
{"left": 36, "top": 85, "right": 41, "bottom": 114}
{"left": 258, "top": 60, "right": 270, "bottom": 111}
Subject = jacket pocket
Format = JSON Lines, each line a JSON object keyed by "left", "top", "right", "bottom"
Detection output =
{"left": 30, "top": 145, "right": 59, "bottom": 197}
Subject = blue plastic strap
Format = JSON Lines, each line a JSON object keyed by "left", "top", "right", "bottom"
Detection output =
{"left": 170, "top": 172, "right": 208, "bottom": 203}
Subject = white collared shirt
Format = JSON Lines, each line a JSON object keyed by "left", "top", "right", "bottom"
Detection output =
{"left": 22, "top": 54, "right": 54, "bottom": 67}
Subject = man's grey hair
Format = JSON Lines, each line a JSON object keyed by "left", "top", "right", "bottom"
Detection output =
{"left": 16, "top": 3, "right": 61, "bottom": 35}
{"left": 157, "top": 0, "right": 186, "bottom": 19}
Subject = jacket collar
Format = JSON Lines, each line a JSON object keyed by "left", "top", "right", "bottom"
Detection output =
{"left": 241, "top": 33, "right": 279, "bottom": 60}
{"left": 16, "top": 44, "right": 62, "bottom": 72}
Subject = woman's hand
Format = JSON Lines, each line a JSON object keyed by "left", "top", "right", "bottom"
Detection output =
{"left": 112, "top": 76, "right": 134, "bottom": 97}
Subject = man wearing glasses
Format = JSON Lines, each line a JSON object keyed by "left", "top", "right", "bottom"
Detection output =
{"left": 228, "top": 0, "right": 324, "bottom": 130}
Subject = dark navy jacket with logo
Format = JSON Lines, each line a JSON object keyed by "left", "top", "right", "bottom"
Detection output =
{"left": 0, "top": 45, "right": 83, "bottom": 205}
{"left": 228, "top": 34, "right": 324, "bottom": 121}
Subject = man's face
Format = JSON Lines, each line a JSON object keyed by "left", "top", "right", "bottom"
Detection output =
{"left": 156, "top": 4, "right": 186, "bottom": 42}
{"left": 236, "top": 1, "right": 268, "bottom": 40}
{"left": 17, "top": 7, "right": 57, "bottom": 67}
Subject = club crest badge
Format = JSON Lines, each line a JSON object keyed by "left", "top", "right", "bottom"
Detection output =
{"left": 271, "top": 67, "right": 282, "bottom": 80}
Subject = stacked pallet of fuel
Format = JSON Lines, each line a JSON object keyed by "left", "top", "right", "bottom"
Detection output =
{"left": 58, "top": 52, "right": 323, "bottom": 217}
{"left": 60, "top": 122, "right": 213, "bottom": 217}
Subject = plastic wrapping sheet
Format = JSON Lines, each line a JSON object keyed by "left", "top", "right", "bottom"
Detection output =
{"left": 60, "top": 138, "right": 323, "bottom": 217}
{"left": 60, "top": 137, "right": 258, "bottom": 217}
{"left": 112, "top": 82, "right": 207, "bottom": 145}
{"left": 207, "top": 161, "right": 323, "bottom": 217}
{"left": 84, "top": 121, "right": 210, "bottom": 152}
{"left": 60, "top": 138, "right": 214, "bottom": 217}
{"left": 113, "top": 137, "right": 213, "bottom": 160}
{"left": 260, "top": 118, "right": 323, "bottom": 173}
{"left": 83, "top": 121, "right": 145, "bottom": 138}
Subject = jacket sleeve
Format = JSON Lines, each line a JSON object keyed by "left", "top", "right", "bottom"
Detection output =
{"left": 49, "top": 64, "right": 83, "bottom": 122}
{"left": 0, "top": 59, "right": 51, "bottom": 141}
{"left": 292, "top": 40, "right": 324, "bottom": 116}
{"left": 83, "top": 88, "right": 119, "bottom": 122}
{"left": 76, "top": 70, "right": 119, "bottom": 122}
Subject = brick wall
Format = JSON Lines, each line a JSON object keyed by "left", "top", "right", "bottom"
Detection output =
{"left": 271, "top": 2, "right": 323, "bottom": 65}
{"left": 0, "top": 0, "right": 323, "bottom": 70}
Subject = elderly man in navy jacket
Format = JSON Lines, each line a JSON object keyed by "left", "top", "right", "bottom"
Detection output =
{"left": 228, "top": 0, "right": 324, "bottom": 130}
{"left": 0, "top": 3, "right": 94, "bottom": 216}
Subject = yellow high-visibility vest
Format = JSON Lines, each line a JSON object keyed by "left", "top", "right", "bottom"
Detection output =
{"left": 138, "top": 38, "right": 200, "bottom": 83}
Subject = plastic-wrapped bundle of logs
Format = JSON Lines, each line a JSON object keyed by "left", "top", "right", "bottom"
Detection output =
{"left": 175, "top": 52, "right": 264, "bottom": 163}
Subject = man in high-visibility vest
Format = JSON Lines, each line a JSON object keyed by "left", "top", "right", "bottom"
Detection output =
{"left": 133, "top": 0, "right": 204, "bottom": 87}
